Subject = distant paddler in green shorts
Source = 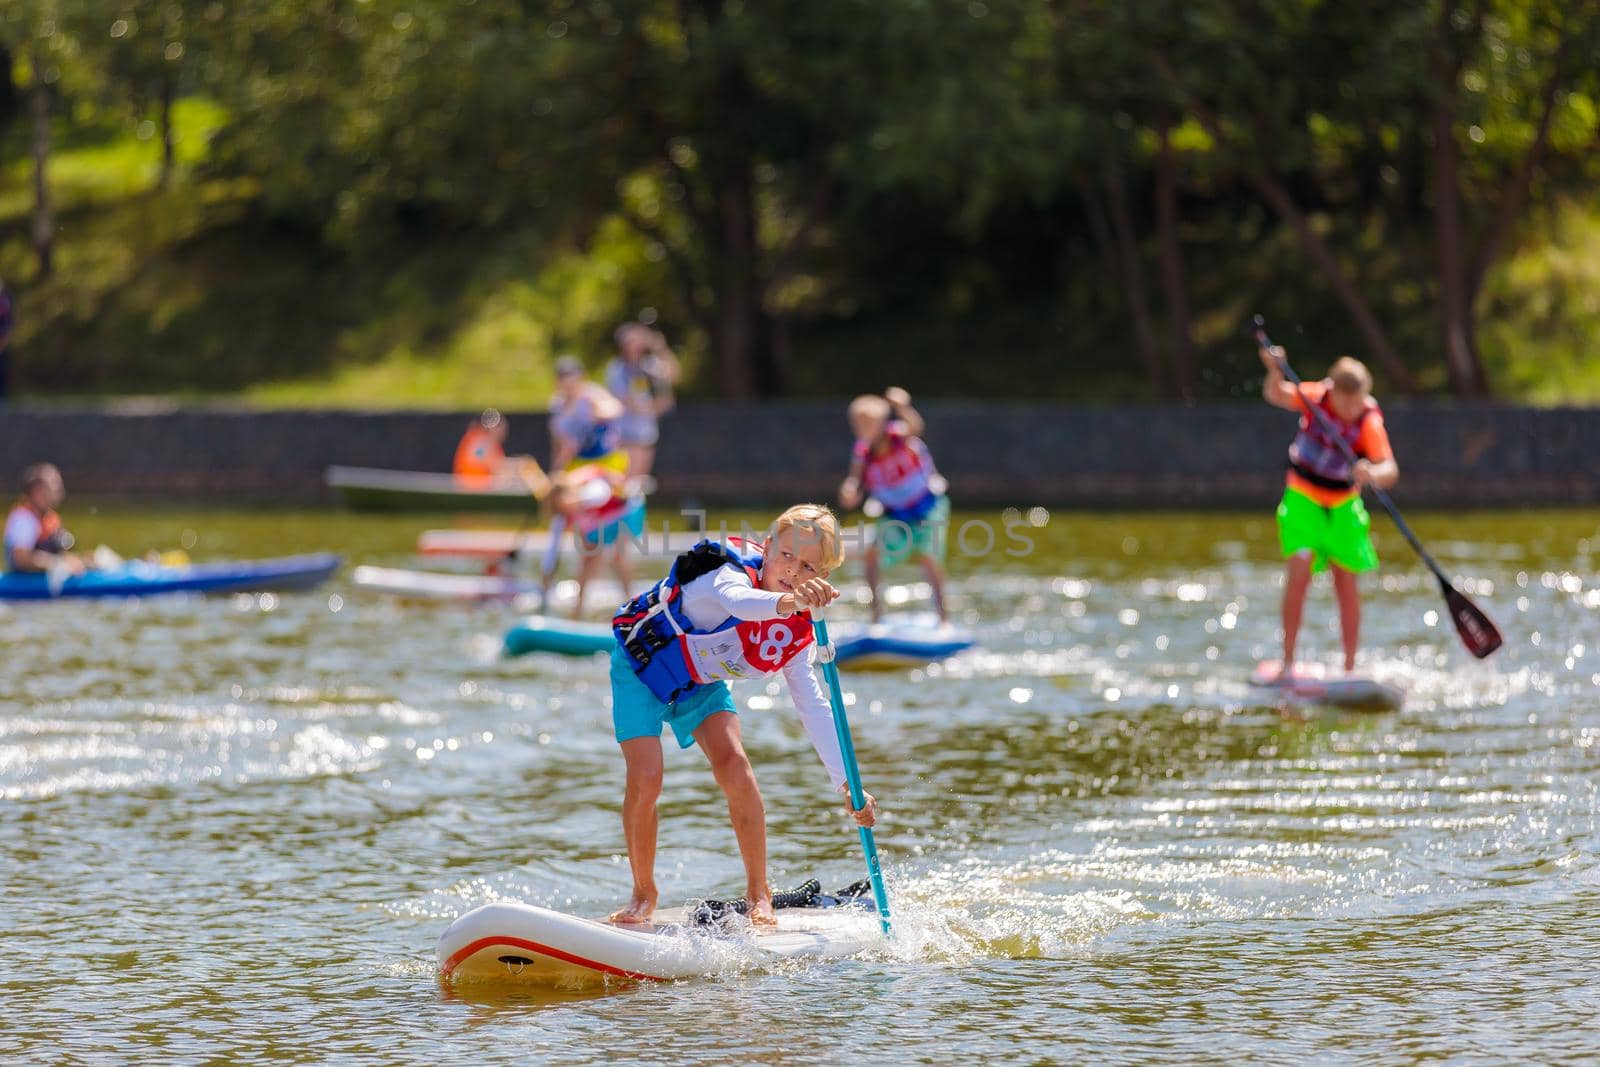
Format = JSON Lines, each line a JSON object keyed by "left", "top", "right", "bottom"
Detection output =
{"left": 1259, "top": 347, "right": 1399, "bottom": 676}
{"left": 837, "top": 387, "right": 950, "bottom": 624}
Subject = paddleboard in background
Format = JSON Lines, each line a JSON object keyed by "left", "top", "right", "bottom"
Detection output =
{"left": 437, "top": 882, "right": 880, "bottom": 987}
{"left": 831, "top": 618, "right": 977, "bottom": 669}
{"left": 353, "top": 567, "right": 627, "bottom": 611}
{"left": 418, "top": 527, "right": 690, "bottom": 562}
{"left": 353, "top": 565, "right": 542, "bottom": 601}
{"left": 0, "top": 553, "right": 341, "bottom": 601}
{"left": 502, "top": 614, "right": 976, "bottom": 667}
{"left": 503, "top": 614, "right": 613, "bottom": 657}
{"left": 326, "top": 466, "right": 534, "bottom": 513}
{"left": 1250, "top": 660, "right": 1404, "bottom": 711}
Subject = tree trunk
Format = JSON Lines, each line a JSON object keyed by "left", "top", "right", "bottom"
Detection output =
{"left": 1465, "top": 31, "right": 1571, "bottom": 307}
{"left": 712, "top": 160, "right": 761, "bottom": 398}
{"left": 1077, "top": 176, "right": 1171, "bottom": 398}
{"left": 1098, "top": 159, "right": 1170, "bottom": 398}
{"left": 159, "top": 64, "right": 176, "bottom": 189}
{"left": 29, "top": 45, "right": 52, "bottom": 280}
{"left": 1424, "top": 0, "right": 1491, "bottom": 396}
{"left": 0, "top": 45, "right": 19, "bottom": 131}
{"left": 1430, "top": 93, "right": 1487, "bottom": 396}
{"left": 1154, "top": 123, "right": 1196, "bottom": 400}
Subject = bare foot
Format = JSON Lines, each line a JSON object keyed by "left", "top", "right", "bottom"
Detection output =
{"left": 746, "top": 896, "right": 777, "bottom": 927}
{"left": 608, "top": 892, "right": 657, "bottom": 925}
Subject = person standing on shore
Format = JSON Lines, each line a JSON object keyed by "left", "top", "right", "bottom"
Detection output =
{"left": 606, "top": 322, "right": 680, "bottom": 479}
{"left": 550, "top": 355, "right": 626, "bottom": 474}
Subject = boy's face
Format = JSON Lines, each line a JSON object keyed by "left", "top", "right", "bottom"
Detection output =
{"left": 760, "top": 528, "right": 831, "bottom": 595}
{"left": 850, "top": 409, "right": 886, "bottom": 443}
{"left": 1329, "top": 387, "right": 1368, "bottom": 422}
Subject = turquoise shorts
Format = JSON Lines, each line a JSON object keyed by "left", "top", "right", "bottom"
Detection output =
{"left": 609, "top": 645, "right": 736, "bottom": 748}
{"left": 584, "top": 500, "right": 646, "bottom": 549}
{"left": 875, "top": 494, "right": 950, "bottom": 568}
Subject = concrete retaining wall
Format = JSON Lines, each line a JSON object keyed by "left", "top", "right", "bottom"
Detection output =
{"left": 1, "top": 401, "right": 1595, "bottom": 507}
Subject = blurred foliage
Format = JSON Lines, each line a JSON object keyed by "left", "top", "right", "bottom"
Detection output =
{"left": 0, "top": 0, "right": 1597, "bottom": 403}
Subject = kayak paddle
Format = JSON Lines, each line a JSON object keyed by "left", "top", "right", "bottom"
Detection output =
{"left": 1253, "top": 314, "right": 1503, "bottom": 659}
{"left": 812, "top": 616, "right": 892, "bottom": 936}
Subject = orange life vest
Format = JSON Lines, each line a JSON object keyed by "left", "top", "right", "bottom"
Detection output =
{"left": 454, "top": 427, "right": 506, "bottom": 484}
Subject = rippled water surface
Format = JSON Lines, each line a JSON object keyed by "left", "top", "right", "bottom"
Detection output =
{"left": 4, "top": 507, "right": 1598, "bottom": 1063}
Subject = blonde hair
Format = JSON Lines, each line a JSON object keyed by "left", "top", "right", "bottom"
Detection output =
{"left": 770, "top": 503, "right": 845, "bottom": 572}
{"left": 1329, "top": 356, "right": 1373, "bottom": 396}
{"left": 848, "top": 394, "right": 891, "bottom": 437}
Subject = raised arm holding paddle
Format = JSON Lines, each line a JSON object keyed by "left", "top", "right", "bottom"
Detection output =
{"left": 1253, "top": 316, "right": 1502, "bottom": 670}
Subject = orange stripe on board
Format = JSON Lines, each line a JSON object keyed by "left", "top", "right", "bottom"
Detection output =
{"left": 440, "top": 934, "right": 668, "bottom": 983}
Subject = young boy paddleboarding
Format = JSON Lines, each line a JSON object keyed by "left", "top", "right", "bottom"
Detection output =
{"left": 608, "top": 504, "right": 877, "bottom": 925}
{"left": 1259, "top": 346, "right": 1400, "bottom": 677}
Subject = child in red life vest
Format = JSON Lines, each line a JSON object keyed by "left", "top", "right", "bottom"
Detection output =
{"left": 608, "top": 504, "right": 878, "bottom": 926}
{"left": 1259, "top": 349, "right": 1400, "bottom": 676}
{"left": 539, "top": 464, "right": 645, "bottom": 617}
{"left": 837, "top": 387, "right": 950, "bottom": 623}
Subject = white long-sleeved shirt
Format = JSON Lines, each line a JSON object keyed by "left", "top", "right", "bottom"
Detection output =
{"left": 677, "top": 565, "right": 848, "bottom": 790}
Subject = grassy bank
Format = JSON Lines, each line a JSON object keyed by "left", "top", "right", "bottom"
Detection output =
{"left": 3, "top": 106, "right": 1598, "bottom": 407}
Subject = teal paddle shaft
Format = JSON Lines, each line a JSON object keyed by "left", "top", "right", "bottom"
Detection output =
{"left": 812, "top": 617, "right": 892, "bottom": 936}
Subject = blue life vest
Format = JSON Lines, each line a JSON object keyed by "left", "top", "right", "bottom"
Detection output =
{"left": 613, "top": 538, "right": 815, "bottom": 704}
{"left": 577, "top": 419, "right": 619, "bottom": 461}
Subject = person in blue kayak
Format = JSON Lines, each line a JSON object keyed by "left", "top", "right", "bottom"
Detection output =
{"left": 607, "top": 504, "right": 878, "bottom": 926}
{"left": 549, "top": 355, "right": 627, "bottom": 474}
{"left": 838, "top": 387, "right": 951, "bottom": 624}
{"left": 5, "top": 463, "right": 85, "bottom": 575}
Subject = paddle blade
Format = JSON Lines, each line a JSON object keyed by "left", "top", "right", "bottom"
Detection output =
{"left": 1442, "top": 579, "right": 1503, "bottom": 659}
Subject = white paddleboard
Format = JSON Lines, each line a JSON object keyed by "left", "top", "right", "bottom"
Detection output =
{"left": 353, "top": 565, "right": 542, "bottom": 601}
{"left": 1250, "top": 660, "right": 1404, "bottom": 711}
{"left": 351, "top": 566, "right": 627, "bottom": 613}
{"left": 417, "top": 528, "right": 692, "bottom": 562}
{"left": 436, "top": 900, "right": 881, "bottom": 986}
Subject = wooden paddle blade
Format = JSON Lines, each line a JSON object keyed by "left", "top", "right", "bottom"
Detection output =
{"left": 1442, "top": 580, "right": 1503, "bottom": 659}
